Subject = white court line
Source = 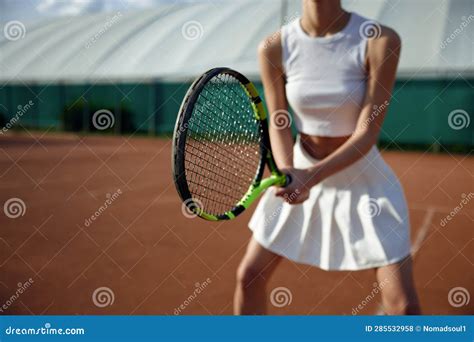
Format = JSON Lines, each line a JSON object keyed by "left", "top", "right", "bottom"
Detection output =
{"left": 410, "top": 202, "right": 473, "bottom": 216}
{"left": 375, "top": 207, "right": 435, "bottom": 315}
{"left": 411, "top": 207, "right": 436, "bottom": 256}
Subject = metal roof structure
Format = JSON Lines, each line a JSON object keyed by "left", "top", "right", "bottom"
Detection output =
{"left": 1, "top": 0, "right": 473, "bottom": 83}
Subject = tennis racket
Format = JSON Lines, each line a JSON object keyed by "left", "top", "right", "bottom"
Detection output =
{"left": 172, "top": 67, "right": 291, "bottom": 221}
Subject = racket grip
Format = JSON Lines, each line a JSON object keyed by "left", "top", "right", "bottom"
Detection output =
{"left": 284, "top": 174, "right": 292, "bottom": 187}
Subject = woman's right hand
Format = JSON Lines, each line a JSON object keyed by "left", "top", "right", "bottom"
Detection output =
{"left": 274, "top": 167, "right": 312, "bottom": 205}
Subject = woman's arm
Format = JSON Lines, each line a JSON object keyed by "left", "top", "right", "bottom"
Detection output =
{"left": 258, "top": 33, "right": 294, "bottom": 169}
{"left": 276, "top": 26, "right": 401, "bottom": 202}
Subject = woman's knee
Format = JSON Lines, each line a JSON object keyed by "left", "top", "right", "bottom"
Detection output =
{"left": 377, "top": 257, "right": 420, "bottom": 315}
{"left": 236, "top": 261, "right": 266, "bottom": 289}
{"left": 236, "top": 239, "right": 281, "bottom": 289}
{"left": 382, "top": 292, "right": 420, "bottom": 315}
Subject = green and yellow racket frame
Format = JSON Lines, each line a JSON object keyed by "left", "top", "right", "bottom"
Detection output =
{"left": 172, "top": 68, "right": 291, "bottom": 221}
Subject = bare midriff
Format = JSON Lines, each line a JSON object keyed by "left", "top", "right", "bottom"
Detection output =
{"left": 300, "top": 133, "right": 351, "bottom": 160}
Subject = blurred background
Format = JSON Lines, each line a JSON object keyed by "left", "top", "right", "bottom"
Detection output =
{"left": 1, "top": 0, "right": 473, "bottom": 148}
{"left": 0, "top": 0, "right": 472, "bottom": 316}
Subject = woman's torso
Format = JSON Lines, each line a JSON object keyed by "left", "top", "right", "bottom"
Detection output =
{"left": 281, "top": 12, "right": 370, "bottom": 159}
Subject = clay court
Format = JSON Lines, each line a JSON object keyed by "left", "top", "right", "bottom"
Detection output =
{"left": 0, "top": 132, "right": 472, "bottom": 315}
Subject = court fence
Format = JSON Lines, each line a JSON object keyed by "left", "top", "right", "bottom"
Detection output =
{"left": 0, "top": 78, "right": 472, "bottom": 149}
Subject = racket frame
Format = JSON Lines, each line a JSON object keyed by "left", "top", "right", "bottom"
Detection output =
{"left": 172, "top": 67, "right": 288, "bottom": 221}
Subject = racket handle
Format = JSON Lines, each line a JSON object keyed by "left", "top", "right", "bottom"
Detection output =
{"left": 284, "top": 174, "right": 292, "bottom": 187}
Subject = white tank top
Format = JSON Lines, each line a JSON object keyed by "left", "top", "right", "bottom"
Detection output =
{"left": 281, "top": 12, "right": 369, "bottom": 137}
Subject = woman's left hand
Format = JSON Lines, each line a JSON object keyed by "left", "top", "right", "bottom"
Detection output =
{"left": 275, "top": 167, "right": 316, "bottom": 204}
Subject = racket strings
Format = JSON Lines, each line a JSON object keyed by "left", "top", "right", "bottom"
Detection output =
{"left": 185, "top": 127, "right": 257, "bottom": 203}
{"left": 209, "top": 75, "right": 262, "bottom": 165}
{"left": 192, "top": 93, "right": 262, "bottom": 175}
{"left": 207, "top": 74, "right": 262, "bottom": 166}
{"left": 199, "top": 87, "right": 255, "bottom": 144}
{"left": 184, "top": 73, "right": 262, "bottom": 215}
{"left": 185, "top": 140, "right": 255, "bottom": 194}
{"left": 185, "top": 132, "right": 260, "bottom": 181}
{"left": 185, "top": 90, "right": 260, "bottom": 177}
{"left": 187, "top": 111, "right": 254, "bottom": 196}
{"left": 194, "top": 75, "right": 261, "bottom": 161}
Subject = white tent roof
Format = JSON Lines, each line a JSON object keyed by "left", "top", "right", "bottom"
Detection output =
{"left": 1, "top": 0, "right": 473, "bottom": 83}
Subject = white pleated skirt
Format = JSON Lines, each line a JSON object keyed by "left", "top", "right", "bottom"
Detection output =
{"left": 249, "top": 136, "right": 411, "bottom": 271}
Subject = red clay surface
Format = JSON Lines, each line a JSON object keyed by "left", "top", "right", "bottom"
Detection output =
{"left": 0, "top": 132, "right": 473, "bottom": 315}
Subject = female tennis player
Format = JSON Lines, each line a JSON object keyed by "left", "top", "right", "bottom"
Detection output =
{"left": 234, "top": 0, "right": 420, "bottom": 315}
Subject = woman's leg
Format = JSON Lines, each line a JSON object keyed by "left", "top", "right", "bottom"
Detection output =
{"left": 234, "top": 237, "right": 282, "bottom": 315}
{"left": 376, "top": 256, "right": 420, "bottom": 315}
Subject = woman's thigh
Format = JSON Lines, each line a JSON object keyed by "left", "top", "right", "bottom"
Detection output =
{"left": 237, "top": 237, "right": 282, "bottom": 286}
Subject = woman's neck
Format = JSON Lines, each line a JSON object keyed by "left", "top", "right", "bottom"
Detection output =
{"left": 301, "top": 1, "right": 350, "bottom": 37}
